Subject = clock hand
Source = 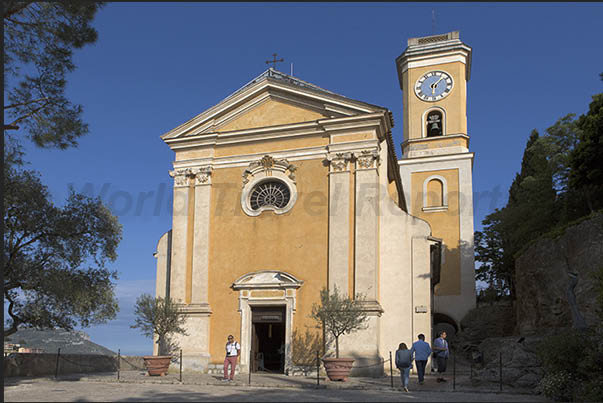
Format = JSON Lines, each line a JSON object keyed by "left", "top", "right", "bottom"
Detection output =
{"left": 431, "top": 76, "right": 445, "bottom": 94}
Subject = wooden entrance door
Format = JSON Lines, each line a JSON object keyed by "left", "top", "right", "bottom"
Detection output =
{"left": 251, "top": 322, "right": 259, "bottom": 372}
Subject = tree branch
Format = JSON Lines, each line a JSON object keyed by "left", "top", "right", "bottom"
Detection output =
{"left": 4, "top": 14, "right": 38, "bottom": 27}
{"left": 4, "top": 97, "right": 50, "bottom": 110}
{"left": 3, "top": 289, "right": 23, "bottom": 337}
{"left": 8, "top": 100, "right": 52, "bottom": 126}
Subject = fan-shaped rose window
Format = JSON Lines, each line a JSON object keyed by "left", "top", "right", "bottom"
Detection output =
{"left": 249, "top": 180, "right": 291, "bottom": 211}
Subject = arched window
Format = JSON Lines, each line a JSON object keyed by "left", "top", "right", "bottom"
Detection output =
{"left": 426, "top": 110, "right": 443, "bottom": 137}
{"left": 426, "top": 179, "right": 443, "bottom": 207}
{"left": 422, "top": 175, "right": 448, "bottom": 211}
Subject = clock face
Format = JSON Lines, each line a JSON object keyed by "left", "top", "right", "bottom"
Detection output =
{"left": 414, "top": 71, "right": 453, "bottom": 102}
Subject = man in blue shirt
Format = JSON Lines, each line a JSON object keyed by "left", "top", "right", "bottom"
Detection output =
{"left": 410, "top": 334, "right": 432, "bottom": 384}
{"left": 433, "top": 331, "right": 449, "bottom": 383}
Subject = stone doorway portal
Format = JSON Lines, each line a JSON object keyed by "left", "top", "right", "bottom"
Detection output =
{"left": 231, "top": 270, "right": 303, "bottom": 374}
{"left": 251, "top": 306, "right": 286, "bottom": 373}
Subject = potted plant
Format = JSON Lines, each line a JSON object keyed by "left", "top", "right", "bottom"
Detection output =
{"left": 310, "top": 286, "right": 369, "bottom": 381}
{"left": 131, "top": 294, "right": 188, "bottom": 376}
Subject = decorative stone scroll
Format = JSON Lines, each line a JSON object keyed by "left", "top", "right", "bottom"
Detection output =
{"left": 193, "top": 167, "right": 213, "bottom": 185}
{"left": 169, "top": 166, "right": 213, "bottom": 187}
{"left": 354, "top": 149, "right": 380, "bottom": 170}
{"left": 242, "top": 155, "right": 297, "bottom": 187}
{"left": 326, "top": 152, "right": 353, "bottom": 173}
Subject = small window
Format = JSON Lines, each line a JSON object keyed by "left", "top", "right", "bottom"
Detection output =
{"left": 249, "top": 180, "right": 291, "bottom": 211}
{"left": 426, "top": 111, "right": 443, "bottom": 137}
{"left": 425, "top": 179, "right": 444, "bottom": 207}
{"left": 422, "top": 175, "right": 448, "bottom": 212}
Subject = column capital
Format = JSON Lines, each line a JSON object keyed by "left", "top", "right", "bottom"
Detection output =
{"left": 326, "top": 152, "right": 354, "bottom": 173}
{"left": 169, "top": 166, "right": 213, "bottom": 187}
{"left": 354, "top": 149, "right": 380, "bottom": 170}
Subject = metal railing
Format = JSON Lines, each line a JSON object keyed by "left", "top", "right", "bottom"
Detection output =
{"left": 45, "top": 347, "right": 508, "bottom": 393}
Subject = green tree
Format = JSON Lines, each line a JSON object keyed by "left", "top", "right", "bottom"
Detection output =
{"left": 310, "top": 286, "right": 368, "bottom": 358}
{"left": 506, "top": 130, "right": 558, "bottom": 245}
{"left": 131, "top": 294, "right": 188, "bottom": 357}
{"left": 569, "top": 92, "right": 603, "bottom": 213}
{"left": 538, "top": 115, "right": 582, "bottom": 193}
{"left": 474, "top": 208, "right": 514, "bottom": 296}
{"left": 3, "top": 166, "right": 122, "bottom": 337}
{"left": 4, "top": 1, "right": 103, "bottom": 148}
{"left": 475, "top": 130, "right": 557, "bottom": 298}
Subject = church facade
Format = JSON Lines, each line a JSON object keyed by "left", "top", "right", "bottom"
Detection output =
{"left": 154, "top": 31, "right": 476, "bottom": 375}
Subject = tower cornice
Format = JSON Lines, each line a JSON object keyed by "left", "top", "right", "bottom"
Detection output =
{"left": 395, "top": 31, "right": 472, "bottom": 90}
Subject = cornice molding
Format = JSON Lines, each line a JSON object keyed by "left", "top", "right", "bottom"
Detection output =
{"left": 401, "top": 133, "right": 470, "bottom": 147}
{"left": 161, "top": 78, "right": 387, "bottom": 141}
{"left": 164, "top": 112, "right": 390, "bottom": 153}
{"left": 398, "top": 152, "right": 474, "bottom": 166}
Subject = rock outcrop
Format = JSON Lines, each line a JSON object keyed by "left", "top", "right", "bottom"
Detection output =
{"left": 456, "top": 301, "right": 516, "bottom": 352}
{"left": 474, "top": 335, "right": 544, "bottom": 388}
{"left": 515, "top": 212, "right": 603, "bottom": 335}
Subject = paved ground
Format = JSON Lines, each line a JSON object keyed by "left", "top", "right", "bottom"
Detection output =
{"left": 4, "top": 378, "right": 548, "bottom": 402}
{"left": 4, "top": 370, "right": 548, "bottom": 402}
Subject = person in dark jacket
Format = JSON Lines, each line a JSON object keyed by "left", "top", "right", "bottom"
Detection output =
{"left": 395, "top": 342, "right": 414, "bottom": 392}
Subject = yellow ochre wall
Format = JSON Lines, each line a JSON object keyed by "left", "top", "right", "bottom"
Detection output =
{"left": 411, "top": 168, "right": 461, "bottom": 296}
{"left": 401, "top": 61, "right": 468, "bottom": 141}
{"left": 218, "top": 99, "right": 327, "bottom": 132}
{"left": 207, "top": 158, "right": 329, "bottom": 364}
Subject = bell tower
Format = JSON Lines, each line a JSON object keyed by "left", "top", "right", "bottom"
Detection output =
{"left": 396, "top": 31, "right": 476, "bottom": 329}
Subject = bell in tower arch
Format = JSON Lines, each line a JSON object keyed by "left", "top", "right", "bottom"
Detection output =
{"left": 426, "top": 111, "right": 443, "bottom": 137}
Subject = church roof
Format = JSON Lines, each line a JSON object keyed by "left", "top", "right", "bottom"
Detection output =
{"left": 213, "top": 67, "right": 387, "bottom": 117}
{"left": 161, "top": 68, "right": 391, "bottom": 140}
{"left": 235, "top": 68, "right": 339, "bottom": 98}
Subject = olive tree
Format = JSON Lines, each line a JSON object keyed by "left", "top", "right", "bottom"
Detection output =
{"left": 310, "top": 286, "right": 369, "bottom": 358}
{"left": 131, "top": 294, "right": 188, "bottom": 356}
{"left": 4, "top": 166, "right": 121, "bottom": 337}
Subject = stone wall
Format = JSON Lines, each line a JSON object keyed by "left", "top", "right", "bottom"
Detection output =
{"left": 4, "top": 353, "right": 117, "bottom": 377}
{"left": 515, "top": 213, "right": 603, "bottom": 334}
{"left": 4, "top": 353, "right": 147, "bottom": 377}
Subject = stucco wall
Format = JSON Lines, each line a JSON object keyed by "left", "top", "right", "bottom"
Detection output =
{"left": 401, "top": 61, "right": 468, "bottom": 142}
{"left": 411, "top": 168, "right": 461, "bottom": 295}
{"left": 207, "top": 158, "right": 329, "bottom": 363}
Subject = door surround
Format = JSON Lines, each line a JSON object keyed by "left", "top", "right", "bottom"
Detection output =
{"left": 231, "top": 270, "right": 303, "bottom": 373}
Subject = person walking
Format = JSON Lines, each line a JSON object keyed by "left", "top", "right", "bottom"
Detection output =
{"left": 395, "top": 342, "right": 414, "bottom": 392}
{"left": 433, "top": 331, "right": 449, "bottom": 383}
{"left": 410, "top": 334, "right": 431, "bottom": 385}
{"left": 223, "top": 335, "right": 240, "bottom": 381}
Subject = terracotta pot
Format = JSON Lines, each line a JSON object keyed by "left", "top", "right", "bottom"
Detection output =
{"left": 142, "top": 355, "right": 171, "bottom": 376}
{"left": 322, "top": 357, "right": 355, "bottom": 381}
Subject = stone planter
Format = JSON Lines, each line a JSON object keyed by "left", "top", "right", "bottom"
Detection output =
{"left": 142, "top": 355, "right": 171, "bottom": 376}
{"left": 322, "top": 357, "right": 355, "bottom": 381}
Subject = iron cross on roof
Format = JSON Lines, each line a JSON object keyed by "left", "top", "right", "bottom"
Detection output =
{"left": 265, "top": 53, "right": 284, "bottom": 69}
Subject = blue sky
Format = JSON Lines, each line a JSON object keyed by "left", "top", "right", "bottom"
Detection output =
{"left": 9, "top": 3, "right": 603, "bottom": 355}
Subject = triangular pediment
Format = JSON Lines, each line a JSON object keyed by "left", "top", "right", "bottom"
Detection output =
{"left": 232, "top": 270, "right": 303, "bottom": 290}
{"left": 212, "top": 95, "right": 330, "bottom": 133}
{"left": 162, "top": 69, "right": 387, "bottom": 140}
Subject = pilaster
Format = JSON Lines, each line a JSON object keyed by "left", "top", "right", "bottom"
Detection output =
{"left": 327, "top": 152, "right": 353, "bottom": 294}
{"left": 168, "top": 168, "right": 192, "bottom": 302}
{"left": 192, "top": 166, "right": 213, "bottom": 306}
{"left": 353, "top": 149, "right": 380, "bottom": 300}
